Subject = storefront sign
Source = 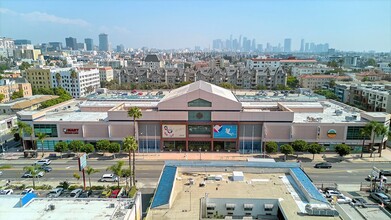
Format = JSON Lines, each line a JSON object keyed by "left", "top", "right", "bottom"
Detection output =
{"left": 162, "top": 125, "right": 186, "bottom": 138}
{"left": 327, "top": 129, "right": 337, "bottom": 138}
{"left": 63, "top": 128, "right": 79, "bottom": 134}
{"left": 213, "top": 125, "right": 237, "bottom": 138}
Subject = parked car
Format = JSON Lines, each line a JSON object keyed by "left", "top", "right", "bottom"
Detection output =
{"left": 47, "top": 188, "right": 64, "bottom": 198}
{"left": 79, "top": 190, "right": 92, "bottom": 198}
{"left": 100, "top": 189, "right": 112, "bottom": 198}
{"left": 325, "top": 190, "right": 341, "bottom": 198}
{"left": 22, "top": 170, "right": 45, "bottom": 178}
{"left": 0, "top": 189, "right": 13, "bottom": 195}
{"left": 335, "top": 194, "right": 352, "bottom": 204}
{"left": 350, "top": 197, "right": 368, "bottom": 207}
{"left": 365, "top": 175, "right": 387, "bottom": 182}
{"left": 40, "top": 165, "right": 52, "bottom": 172}
{"left": 35, "top": 159, "right": 51, "bottom": 166}
{"left": 21, "top": 188, "right": 34, "bottom": 195}
{"left": 70, "top": 189, "right": 83, "bottom": 198}
{"left": 110, "top": 189, "right": 120, "bottom": 198}
{"left": 323, "top": 187, "right": 339, "bottom": 192}
{"left": 370, "top": 192, "right": 391, "bottom": 205}
{"left": 99, "top": 174, "right": 118, "bottom": 182}
{"left": 314, "top": 162, "right": 332, "bottom": 169}
{"left": 380, "top": 170, "right": 391, "bottom": 176}
{"left": 0, "top": 171, "right": 3, "bottom": 176}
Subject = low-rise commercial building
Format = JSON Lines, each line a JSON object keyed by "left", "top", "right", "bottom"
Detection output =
{"left": 299, "top": 75, "right": 350, "bottom": 90}
{"left": 17, "top": 81, "right": 390, "bottom": 153}
{"left": 0, "top": 78, "right": 32, "bottom": 103}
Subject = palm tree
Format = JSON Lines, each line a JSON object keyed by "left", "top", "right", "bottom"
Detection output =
{"left": 85, "top": 166, "right": 99, "bottom": 189}
{"left": 360, "top": 126, "right": 372, "bottom": 158}
{"left": 123, "top": 136, "right": 137, "bottom": 187}
{"left": 55, "top": 72, "right": 62, "bottom": 87}
{"left": 23, "top": 165, "right": 41, "bottom": 189}
{"left": 364, "top": 121, "right": 384, "bottom": 158}
{"left": 122, "top": 168, "right": 131, "bottom": 191}
{"left": 106, "top": 161, "right": 124, "bottom": 188}
{"left": 127, "top": 107, "right": 142, "bottom": 186}
{"left": 36, "top": 132, "right": 49, "bottom": 158}
{"left": 13, "top": 121, "right": 30, "bottom": 151}
{"left": 377, "top": 125, "right": 388, "bottom": 157}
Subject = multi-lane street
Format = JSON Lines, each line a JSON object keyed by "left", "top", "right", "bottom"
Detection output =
{"left": 0, "top": 159, "right": 390, "bottom": 187}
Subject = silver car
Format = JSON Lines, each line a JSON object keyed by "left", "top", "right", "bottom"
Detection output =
{"left": 70, "top": 189, "right": 83, "bottom": 198}
{"left": 47, "top": 188, "right": 64, "bottom": 198}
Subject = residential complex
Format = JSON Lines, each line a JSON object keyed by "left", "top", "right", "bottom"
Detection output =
{"left": 17, "top": 81, "right": 389, "bottom": 153}
{"left": 23, "top": 68, "right": 52, "bottom": 90}
{"left": 299, "top": 75, "right": 350, "bottom": 90}
{"left": 0, "top": 78, "right": 32, "bottom": 103}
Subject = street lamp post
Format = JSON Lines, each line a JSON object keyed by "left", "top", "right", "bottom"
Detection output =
{"left": 199, "top": 148, "right": 202, "bottom": 161}
{"left": 185, "top": 189, "right": 191, "bottom": 211}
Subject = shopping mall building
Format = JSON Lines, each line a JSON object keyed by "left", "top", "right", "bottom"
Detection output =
{"left": 17, "top": 81, "right": 390, "bottom": 153}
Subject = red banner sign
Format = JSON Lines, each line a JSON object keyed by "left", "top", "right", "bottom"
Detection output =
{"left": 63, "top": 128, "right": 79, "bottom": 134}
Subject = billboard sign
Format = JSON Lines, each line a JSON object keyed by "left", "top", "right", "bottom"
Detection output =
{"left": 327, "top": 129, "right": 337, "bottom": 138}
{"left": 213, "top": 125, "right": 237, "bottom": 138}
{"left": 78, "top": 153, "right": 87, "bottom": 171}
{"left": 63, "top": 128, "right": 79, "bottom": 134}
{"left": 162, "top": 125, "right": 186, "bottom": 138}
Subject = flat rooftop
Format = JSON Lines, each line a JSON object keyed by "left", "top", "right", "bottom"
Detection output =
{"left": 338, "top": 203, "right": 391, "bottom": 220}
{"left": 148, "top": 169, "right": 339, "bottom": 220}
{"left": 0, "top": 197, "right": 134, "bottom": 220}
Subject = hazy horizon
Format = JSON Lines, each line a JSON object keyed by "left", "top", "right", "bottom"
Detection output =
{"left": 0, "top": 0, "right": 390, "bottom": 52}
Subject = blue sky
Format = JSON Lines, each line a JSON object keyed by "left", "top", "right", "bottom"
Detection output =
{"left": 0, "top": 0, "right": 390, "bottom": 51}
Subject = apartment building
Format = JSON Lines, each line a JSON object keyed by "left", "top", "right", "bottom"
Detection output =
{"left": 51, "top": 68, "right": 100, "bottom": 98}
{"left": 280, "top": 59, "right": 317, "bottom": 68}
{"left": 291, "top": 66, "right": 333, "bottom": 77}
{"left": 24, "top": 68, "right": 52, "bottom": 90}
{"left": 0, "top": 78, "right": 32, "bottom": 103}
{"left": 99, "top": 66, "right": 114, "bottom": 82}
{"left": 349, "top": 84, "right": 391, "bottom": 113}
{"left": 247, "top": 58, "right": 280, "bottom": 69}
{"left": 0, "top": 37, "right": 14, "bottom": 58}
{"left": 299, "top": 75, "right": 350, "bottom": 90}
{"left": 144, "top": 54, "right": 164, "bottom": 69}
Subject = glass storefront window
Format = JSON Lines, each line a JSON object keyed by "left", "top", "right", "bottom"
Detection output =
{"left": 34, "top": 124, "right": 58, "bottom": 137}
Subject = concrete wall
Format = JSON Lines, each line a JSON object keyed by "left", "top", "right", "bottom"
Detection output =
{"left": 263, "top": 123, "right": 291, "bottom": 141}
{"left": 109, "top": 123, "right": 133, "bottom": 139}
{"left": 83, "top": 124, "right": 109, "bottom": 139}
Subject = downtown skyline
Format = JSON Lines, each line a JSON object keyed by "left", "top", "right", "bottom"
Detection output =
{"left": 0, "top": 0, "right": 390, "bottom": 52}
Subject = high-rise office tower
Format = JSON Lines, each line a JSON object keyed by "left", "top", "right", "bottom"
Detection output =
{"left": 300, "top": 39, "right": 305, "bottom": 52}
{"left": 99, "top": 33, "right": 109, "bottom": 51}
{"left": 85, "top": 38, "right": 93, "bottom": 51}
{"left": 305, "top": 43, "right": 309, "bottom": 52}
{"left": 65, "top": 37, "right": 77, "bottom": 50}
{"left": 251, "top": 39, "right": 256, "bottom": 51}
{"left": 14, "top": 39, "right": 32, "bottom": 45}
{"left": 284, "top": 38, "right": 292, "bottom": 53}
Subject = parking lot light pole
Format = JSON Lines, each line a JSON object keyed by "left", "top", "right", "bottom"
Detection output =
{"left": 199, "top": 148, "right": 201, "bottom": 161}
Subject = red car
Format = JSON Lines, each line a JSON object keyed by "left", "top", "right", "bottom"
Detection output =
{"left": 110, "top": 189, "right": 120, "bottom": 198}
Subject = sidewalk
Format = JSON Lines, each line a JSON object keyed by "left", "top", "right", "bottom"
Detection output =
{"left": 1, "top": 148, "right": 391, "bottom": 163}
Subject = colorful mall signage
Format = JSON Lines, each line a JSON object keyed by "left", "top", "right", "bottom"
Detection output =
{"left": 327, "top": 129, "right": 337, "bottom": 138}
{"left": 213, "top": 125, "right": 238, "bottom": 138}
{"left": 63, "top": 128, "right": 79, "bottom": 134}
{"left": 162, "top": 125, "right": 186, "bottom": 138}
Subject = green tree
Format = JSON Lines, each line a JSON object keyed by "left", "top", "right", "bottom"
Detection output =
{"left": 127, "top": 107, "right": 142, "bottom": 187}
{"left": 123, "top": 136, "right": 137, "bottom": 187}
{"left": 23, "top": 165, "right": 42, "bottom": 189}
{"left": 96, "top": 140, "right": 110, "bottom": 153}
{"left": 265, "top": 142, "right": 278, "bottom": 154}
{"left": 291, "top": 140, "right": 308, "bottom": 158}
{"left": 13, "top": 121, "right": 30, "bottom": 151}
{"left": 0, "top": 93, "right": 5, "bottom": 102}
{"left": 219, "top": 82, "right": 234, "bottom": 89}
{"left": 377, "top": 125, "right": 388, "bottom": 157}
{"left": 19, "top": 62, "right": 32, "bottom": 70}
{"left": 69, "top": 140, "right": 85, "bottom": 154}
{"left": 307, "top": 143, "right": 324, "bottom": 160}
{"left": 122, "top": 168, "right": 132, "bottom": 190}
{"left": 327, "top": 60, "right": 339, "bottom": 68}
{"left": 73, "top": 172, "right": 81, "bottom": 181}
{"left": 287, "top": 76, "right": 299, "bottom": 88}
{"left": 365, "top": 121, "right": 383, "bottom": 158}
{"left": 36, "top": 132, "right": 48, "bottom": 158}
{"left": 54, "top": 142, "right": 68, "bottom": 158}
{"left": 23, "top": 125, "right": 35, "bottom": 153}
{"left": 361, "top": 76, "right": 370, "bottom": 82}
{"left": 328, "top": 79, "right": 336, "bottom": 88}
{"left": 85, "top": 166, "right": 100, "bottom": 189}
{"left": 280, "top": 144, "right": 294, "bottom": 161}
{"left": 366, "top": 58, "right": 377, "bottom": 67}
{"left": 359, "top": 127, "right": 371, "bottom": 158}
{"left": 108, "top": 142, "right": 121, "bottom": 158}
{"left": 335, "top": 144, "right": 351, "bottom": 157}
{"left": 81, "top": 143, "right": 95, "bottom": 155}
{"left": 11, "top": 89, "right": 24, "bottom": 99}
{"left": 106, "top": 161, "right": 124, "bottom": 188}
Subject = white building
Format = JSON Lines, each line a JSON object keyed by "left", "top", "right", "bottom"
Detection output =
{"left": 247, "top": 58, "right": 280, "bottom": 69}
{"left": 0, "top": 37, "right": 15, "bottom": 58}
{"left": 291, "top": 66, "right": 333, "bottom": 77}
{"left": 51, "top": 68, "right": 100, "bottom": 98}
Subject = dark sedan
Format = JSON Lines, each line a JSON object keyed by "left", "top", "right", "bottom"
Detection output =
{"left": 40, "top": 166, "right": 52, "bottom": 172}
{"left": 314, "top": 162, "right": 332, "bottom": 169}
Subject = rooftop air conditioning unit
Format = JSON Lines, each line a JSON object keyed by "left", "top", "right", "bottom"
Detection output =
{"left": 50, "top": 204, "right": 55, "bottom": 210}
{"left": 109, "top": 203, "right": 115, "bottom": 208}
